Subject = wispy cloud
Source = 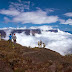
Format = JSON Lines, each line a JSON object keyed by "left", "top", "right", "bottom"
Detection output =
{"left": 64, "top": 12, "right": 72, "bottom": 17}
{"left": 10, "top": 1, "right": 30, "bottom": 12}
{"left": 4, "top": 17, "right": 10, "bottom": 23}
{"left": 36, "top": 7, "right": 55, "bottom": 13}
{"left": 59, "top": 19, "right": 72, "bottom": 25}
{"left": 0, "top": 9, "right": 20, "bottom": 16}
{"left": 59, "top": 12, "right": 72, "bottom": 25}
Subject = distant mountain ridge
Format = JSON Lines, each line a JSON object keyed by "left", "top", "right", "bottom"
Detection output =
{"left": 0, "top": 30, "right": 6, "bottom": 38}
{"left": 0, "top": 29, "right": 72, "bottom": 38}
{"left": 64, "top": 31, "right": 72, "bottom": 34}
{"left": 0, "top": 29, "right": 58, "bottom": 38}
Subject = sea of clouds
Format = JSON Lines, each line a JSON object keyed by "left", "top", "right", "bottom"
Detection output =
{"left": 2, "top": 26, "right": 72, "bottom": 56}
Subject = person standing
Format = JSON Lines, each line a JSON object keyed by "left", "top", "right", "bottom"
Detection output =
{"left": 43, "top": 43, "right": 45, "bottom": 48}
{"left": 38, "top": 41, "right": 40, "bottom": 48}
{"left": 0, "top": 33, "right": 1, "bottom": 41}
{"left": 8, "top": 34, "right": 12, "bottom": 47}
{"left": 9, "top": 34, "right": 12, "bottom": 42}
{"left": 40, "top": 40, "right": 42, "bottom": 48}
{"left": 12, "top": 34, "right": 17, "bottom": 44}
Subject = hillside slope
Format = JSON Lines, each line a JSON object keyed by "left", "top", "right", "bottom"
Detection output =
{"left": 0, "top": 40, "right": 72, "bottom": 72}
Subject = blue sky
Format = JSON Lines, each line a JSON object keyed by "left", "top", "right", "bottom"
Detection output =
{"left": 0, "top": 0, "right": 72, "bottom": 31}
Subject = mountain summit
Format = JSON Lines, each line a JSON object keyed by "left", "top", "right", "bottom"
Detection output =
{"left": 0, "top": 40, "right": 72, "bottom": 72}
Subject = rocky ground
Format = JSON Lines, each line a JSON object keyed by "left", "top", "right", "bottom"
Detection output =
{"left": 0, "top": 40, "right": 72, "bottom": 72}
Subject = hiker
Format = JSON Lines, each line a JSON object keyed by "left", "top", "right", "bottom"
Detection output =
{"left": 38, "top": 41, "right": 40, "bottom": 48}
{"left": 40, "top": 40, "right": 42, "bottom": 48}
{"left": 9, "top": 34, "right": 12, "bottom": 42}
{"left": 0, "top": 33, "right": 1, "bottom": 41}
{"left": 12, "top": 34, "right": 17, "bottom": 44}
{"left": 43, "top": 43, "right": 45, "bottom": 48}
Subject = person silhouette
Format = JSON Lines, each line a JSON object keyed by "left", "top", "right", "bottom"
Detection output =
{"left": 40, "top": 40, "right": 42, "bottom": 48}
{"left": 12, "top": 34, "right": 17, "bottom": 44}
{"left": 43, "top": 43, "right": 45, "bottom": 48}
{"left": 9, "top": 34, "right": 12, "bottom": 42}
{"left": 38, "top": 41, "right": 40, "bottom": 48}
{"left": 0, "top": 33, "right": 1, "bottom": 41}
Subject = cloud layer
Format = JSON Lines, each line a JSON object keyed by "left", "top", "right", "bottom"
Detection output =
{"left": 30, "top": 25, "right": 53, "bottom": 30}
{"left": 13, "top": 30, "right": 72, "bottom": 56}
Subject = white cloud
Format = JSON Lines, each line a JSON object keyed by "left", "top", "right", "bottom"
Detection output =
{"left": 64, "top": 19, "right": 72, "bottom": 25}
{"left": 0, "top": 26, "right": 27, "bottom": 30}
{"left": 59, "top": 19, "right": 65, "bottom": 24}
{"left": 12, "top": 10, "right": 58, "bottom": 24}
{"left": 45, "top": 8, "right": 54, "bottom": 13}
{"left": 10, "top": 1, "right": 30, "bottom": 12}
{"left": 3, "top": 28, "right": 72, "bottom": 56}
{"left": 59, "top": 19, "right": 72, "bottom": 25}
{"left": 0, "top": 1, "right": 58, "bottom": 24}
{"left": 4, "top": 17, "right": 10, "bottom": 23}
{"left": 30, "top": 25, "right": 53, "bottom": 30}
{"left": 64, "top": 12, "right": 72, "bottom": 17}
{"left": 0, "top": 9, "right": 20, "bottom": 16}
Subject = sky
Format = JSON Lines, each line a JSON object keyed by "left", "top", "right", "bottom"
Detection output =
{"left": 0, "top": 0, "right": 72, "bottom": 31}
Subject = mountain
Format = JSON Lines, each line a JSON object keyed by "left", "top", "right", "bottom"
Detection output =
{"left": 0, "top": 29, "right": 58, "bottom": 38}
{"left": 0, "top": 30, "right": 6, "bottom": 38}
{"left": 46, "top": 30, "right": 58, "bottom": 32}
{"left": 11, "top": 29, "right": 41, "bottom": 36}
{"left": 64, "top": 31, "right": 72, "bottom": 34}
{"left": 0, "top": 29, "right": 41, "bottom": 37}
{"left": 0, "top": 40, "right": 72, "bottom": 72}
